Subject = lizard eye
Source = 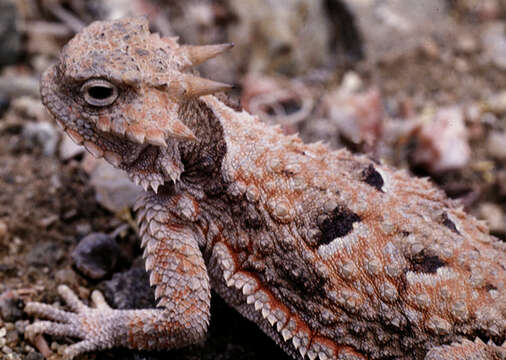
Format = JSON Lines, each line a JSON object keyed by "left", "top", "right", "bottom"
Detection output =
{"left": 81, "top": 79, "right": 118, "bottom": 107}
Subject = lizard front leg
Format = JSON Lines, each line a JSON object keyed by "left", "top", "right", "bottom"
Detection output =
{"left": 26, "top": 192, "right": 211, "bottom": 359}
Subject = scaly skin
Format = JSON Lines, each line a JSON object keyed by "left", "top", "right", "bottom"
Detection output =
{"left": 26, "top": 17, "right": 505, "bottom": 360}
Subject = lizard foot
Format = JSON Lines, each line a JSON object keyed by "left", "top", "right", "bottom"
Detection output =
{"left": 25, "top": 284, "right": 120, "bottom": 359}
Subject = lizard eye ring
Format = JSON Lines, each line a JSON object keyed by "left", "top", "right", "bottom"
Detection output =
{"left": 81, "top": 79, "right": 118, "bottom": 107}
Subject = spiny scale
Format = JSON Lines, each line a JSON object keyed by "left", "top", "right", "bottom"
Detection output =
{"left": 179, "top": 73, "right": 234, "bottom": 98}
{"left": 177, "top": 43, "right": 234, "bottom": 68}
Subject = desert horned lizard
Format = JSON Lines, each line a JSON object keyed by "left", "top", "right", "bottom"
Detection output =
{"left": 26, "top": 17, "right": 505, "bottom": 360}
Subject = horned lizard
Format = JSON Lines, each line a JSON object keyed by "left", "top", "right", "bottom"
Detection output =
{"left": 26, "top": 17, "right": 505, "bottom": 360}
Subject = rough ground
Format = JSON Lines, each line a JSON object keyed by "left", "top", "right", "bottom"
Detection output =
{"left": 0, "top": 0, "right": 504, "bottom": 359}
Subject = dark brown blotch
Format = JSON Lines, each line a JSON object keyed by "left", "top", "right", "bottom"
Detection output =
{"left": 485, "top": 283, "right": 497, "bottom": 291}
{"left": 318, "top": 205, "right": 361, "bottom": 245}
{"left": 441, "top": 212, "right": 460, "bottom": 234}
{"left": 410, "top": 251, "right": 447, "bottom": 274}
{"left": 361, "top": 164, "right": 384, "bottom": 191}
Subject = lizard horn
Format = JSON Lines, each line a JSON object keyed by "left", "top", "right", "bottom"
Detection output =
{"left": 177, "top": 43, "right": 234, "bottom": 68}
{"left": 181, "top": 74, "right": 234, "bottom": 97}
{"left": 165, "top": 120, "right": 197, "bottom": 141}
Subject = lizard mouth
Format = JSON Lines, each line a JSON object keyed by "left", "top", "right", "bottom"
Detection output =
{"left": 60, "top": 124, "right": 175, "bottom": 193}
{"left": 58, "top": 121, "right": 176, "bottom": 193}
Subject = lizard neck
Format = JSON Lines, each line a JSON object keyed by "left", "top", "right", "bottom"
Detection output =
{"left": 176, "top": 98, "right": 227, "bottom": 193}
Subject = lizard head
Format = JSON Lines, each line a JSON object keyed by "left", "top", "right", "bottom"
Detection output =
{"left": 40, "top": 16, "right": 232, "bottom": 191}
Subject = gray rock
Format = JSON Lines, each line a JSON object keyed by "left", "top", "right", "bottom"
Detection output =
{"left": 21, "top": 122, "right": 59, "bottom": 157}
{"left": 0, "top": 291, "right": 23, "bottom": 322}
{"left": 89, "top": 159, "right": 142, "bottom": 213}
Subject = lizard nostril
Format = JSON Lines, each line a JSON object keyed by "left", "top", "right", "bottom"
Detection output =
{"left": 82, "top": 79, "right": 118, "bottom": 107}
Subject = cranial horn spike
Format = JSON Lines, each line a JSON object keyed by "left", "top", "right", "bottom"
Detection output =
{"left": 145, "top": 128, "right": 167, "bottom": 146}
{"left": 177, "top": 43, "right": 234, "bottom": 68}
{"left": 166, "top": 120, "right": 197, "bottom": 141}
{"left": 182, "top": 74, "right": 234, "bottom": 97}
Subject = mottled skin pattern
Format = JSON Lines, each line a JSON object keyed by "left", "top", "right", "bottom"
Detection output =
{"left": 26, "top": 17, "right": 505, "bottom": 360}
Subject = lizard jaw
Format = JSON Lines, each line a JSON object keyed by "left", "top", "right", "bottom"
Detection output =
{"left": 127, "top": 145, "right": 184, "bottom": 193}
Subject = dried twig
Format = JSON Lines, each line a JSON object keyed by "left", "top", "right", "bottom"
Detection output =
{"left": 45, "top": 2, "right": 85, "bottom": 33}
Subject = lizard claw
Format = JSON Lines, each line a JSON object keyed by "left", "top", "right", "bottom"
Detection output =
{"left": 25, "top": 285, "right": 117, "bottom": 359}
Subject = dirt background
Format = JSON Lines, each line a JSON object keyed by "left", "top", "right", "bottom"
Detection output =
{"left": 0, "top": 0, "right": 505, "bottom": 359}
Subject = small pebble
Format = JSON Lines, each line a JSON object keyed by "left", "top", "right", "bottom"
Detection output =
{"left": 456, "top": 33, "right": 478, "bottom": 53}
{"left": 72, "top": 233, "right": 121, "bottom": 280}
{"left": 479, "top": 203, "right": 504, "bottom": 234}
{"left": 0, "top": 292, "right": 23, "bottom": 322}
{"left": 487, "top": 91, "right": 506, "bottom": 114}
{"left": 5, "top": 329, "right": 18, "bottom": 345}
{"left": 340, "top": 71, "right": 363, "bottom": 93}
{"left": 481, "top": 22, "right": 506, "bottom": 70}
{"left": 324, "top": 86, "right": 383, "bottom": 148}
{"left": 0, "top": 221, "right": 7, "bottom": 239}
{"left": 25, "top": 352, "right": 44, "bottom": 360}
{"left": 421, "top": 38, "right": 440, "bottom": 59}
{"left": 37, "top": 214, "right": 58, "bottom": 229}
{"left": 486, "top": 132, "right": 506, "bottom": 160}
{"left": 412, "top": 106, "right": 470, "bottom": 172}
{"left": 75, "top": 223, "right": 92, "bottom": 237}
{"left": 14, "top": 320, "right": 28, "bottom": 335}
{"left": 6, "top": 352, "right": 21, "bottom": 360}
{"left": 54, "top": 268, "right": 78, "bottom": 285}
{"left": 454, "top": 57, "right": 469, "bottom": 72}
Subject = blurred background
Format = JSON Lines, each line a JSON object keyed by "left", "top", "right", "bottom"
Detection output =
{"left": 0, "top": 0, "right": 505, "bottom": 359}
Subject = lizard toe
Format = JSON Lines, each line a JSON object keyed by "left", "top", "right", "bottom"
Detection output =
{"left": 25, "top": 302, "right": 74, "bottom": 323}
{"left": 25, "top": 321, "right": 84, "bottom": 342}
{"left": 57, "top": 285, "right": 87, "bottom": 312}
{"left": 91, "top": 290, "right": 112, "bottom": 310}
